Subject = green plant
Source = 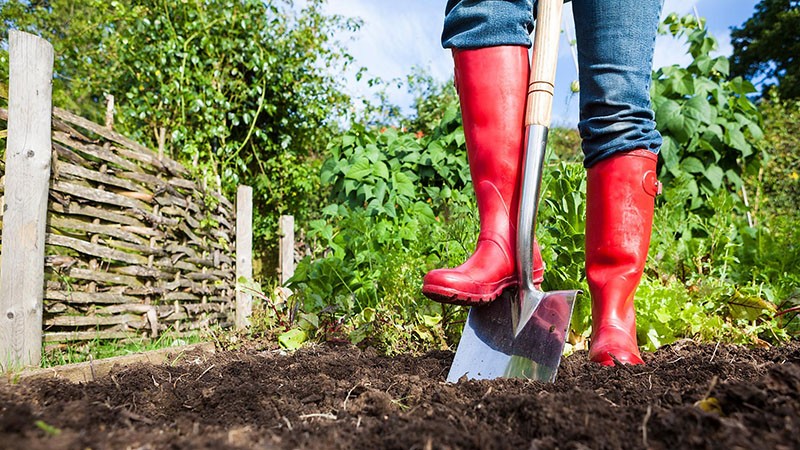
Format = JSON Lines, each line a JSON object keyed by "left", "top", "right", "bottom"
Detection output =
{"left": 652, "top": 13, "right": 765, "bottom": 211}
{"left": 536, "top": 159, "right": 590, "bottom": 334}
{"left": 644, "top": 160, "right": 798, "bottom": 344}
{"left": 285, "top": 98, "right": 474, "bottom": 353}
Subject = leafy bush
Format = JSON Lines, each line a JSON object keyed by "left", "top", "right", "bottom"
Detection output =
{"left": 284, "top": 100, "right": 474, "bottom": 353}
{"left": 652, "top": 13, "right": 765, "bottom": 211}
{"left": 626, "top": 14, "right": 799, "bottom": 347}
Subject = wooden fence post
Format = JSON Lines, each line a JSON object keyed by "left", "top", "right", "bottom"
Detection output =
{"left": 279, "top": 215, "right": 295, "bottom": 285}
{"left": 104, "top": 93, "right": 114, "bottom": 130}
{"left": 235, "top": 185, "right": 253, "bottom": 330}
{"left": 0, "top": 31, "right": 54, "bottom": 370}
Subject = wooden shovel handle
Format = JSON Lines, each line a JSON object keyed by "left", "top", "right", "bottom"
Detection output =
{"left": 525, "top": 0, "right": 564, "bottom": 127}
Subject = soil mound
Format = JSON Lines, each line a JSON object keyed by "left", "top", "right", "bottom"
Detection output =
{"left": 1, "top": 341, "right": 798, "bottom": 449}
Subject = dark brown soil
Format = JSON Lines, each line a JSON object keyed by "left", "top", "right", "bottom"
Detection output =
{"left": 1, "top": 341, "right": 799, "bottom": 450}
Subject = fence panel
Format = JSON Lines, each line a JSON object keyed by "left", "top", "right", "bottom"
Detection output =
{"left": 0, "top": 107, "right": 241, "bottom": 348}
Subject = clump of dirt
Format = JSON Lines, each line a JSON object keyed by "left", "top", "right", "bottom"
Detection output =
{"left": 1, "top": 341, "right": 799, "bottom": 450}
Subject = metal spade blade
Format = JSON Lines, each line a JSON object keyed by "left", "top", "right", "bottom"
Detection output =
{"left": 446, "top": 288, "right": 579, "bottom": 383}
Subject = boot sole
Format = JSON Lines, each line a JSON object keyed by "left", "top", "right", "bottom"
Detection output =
{"left": 421, "top": 280, "right": 517, "bottom": 306}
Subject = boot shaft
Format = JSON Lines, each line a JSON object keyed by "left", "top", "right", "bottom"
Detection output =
{"left": 454, "top": 47, "right": 530, "bottom": 241}
{"left": 585, "top": 149, "right": 659, "bottom": 283}
{"left": 585, "top": 149, "right": 659, "bottom": 365}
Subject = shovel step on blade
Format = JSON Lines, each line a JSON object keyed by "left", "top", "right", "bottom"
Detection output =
{"left": 446, "top": 289, "right": 579, "bottom": 383}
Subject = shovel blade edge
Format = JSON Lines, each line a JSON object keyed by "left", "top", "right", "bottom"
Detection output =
{"left": 446, "top": 289, "right": 580, "bottom": 383}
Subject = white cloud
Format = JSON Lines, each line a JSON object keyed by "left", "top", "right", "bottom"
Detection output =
{"left": 654, "top": 34, "right": 694, "bottom": 70}
{"left": 663, "top": 0, "right": 698, "bottom": 17}
{"left": 321, "top": 0, "right": 451, "bottom": 116}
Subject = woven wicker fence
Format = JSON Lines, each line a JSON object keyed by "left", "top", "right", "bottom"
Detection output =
{"left": 0, "top": 105, "right": 240, "bottom": 343}
{"left": 0, "top": 32, "right": 257, "bottom": 370}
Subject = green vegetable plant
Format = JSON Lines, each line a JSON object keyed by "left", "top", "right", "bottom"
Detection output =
{"left": 287, "top": 98, "right": 473, "bottom": 353}
{"left": 652, "top": 13, "right": 764, "bottom": 211}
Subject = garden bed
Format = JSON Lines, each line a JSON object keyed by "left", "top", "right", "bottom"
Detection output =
{"left": 1, "top": 341, "right": 798, "bottom": 449}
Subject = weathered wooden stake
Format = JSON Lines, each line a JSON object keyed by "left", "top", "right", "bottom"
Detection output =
{"left": 104, "top": 93, "right": 114, "bottom": 130}
{"left": 0, "top": 31, "right": 55, "bottom": 370}
{"left": 235, "top": 185, "right": 253, "bottom": 330}
{"left": 279, "top": 215, "right": 295, "bottom": 285}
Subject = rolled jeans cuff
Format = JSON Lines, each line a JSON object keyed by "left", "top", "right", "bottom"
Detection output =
{"left": 442, "top": 0, "right": 534, "bottom": 49}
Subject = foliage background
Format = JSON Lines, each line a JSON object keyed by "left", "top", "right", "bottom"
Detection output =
{"left": 1, "top": 0, "right": 357, "bottom": 272}
{"left": 0, "top": 1, "right": 797, "bottom": 355}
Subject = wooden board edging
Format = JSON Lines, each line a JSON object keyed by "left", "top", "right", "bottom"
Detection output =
{"left": 2, "top": 342, "right": 216, "bottom": 384}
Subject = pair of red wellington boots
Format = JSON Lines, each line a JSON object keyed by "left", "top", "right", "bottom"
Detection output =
{"left": 422, "top": 46, "right": 660, "bottom": 366}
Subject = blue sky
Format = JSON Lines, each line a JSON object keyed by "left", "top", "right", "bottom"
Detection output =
{"left": 321, "top": 0, "right": 760, "bottom": 127}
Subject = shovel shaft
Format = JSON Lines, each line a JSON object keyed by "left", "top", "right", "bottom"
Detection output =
{"left": 526, "top": 0, "right": 564, "bottom": 128}
{"left": 518, "top": 0, "right": 563, "bottom": 294}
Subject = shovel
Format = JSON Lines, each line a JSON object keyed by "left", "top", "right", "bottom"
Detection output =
{"left": 447, "top": 0, "right": 581, "bottom": 383}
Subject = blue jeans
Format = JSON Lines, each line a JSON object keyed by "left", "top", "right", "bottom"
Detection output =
{"left": 442, "top": 0, "right": 663, "bottom": 167}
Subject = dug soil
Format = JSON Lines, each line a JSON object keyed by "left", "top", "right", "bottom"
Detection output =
{"left": 1, "top": 341, "right": 799, "bottom": 450}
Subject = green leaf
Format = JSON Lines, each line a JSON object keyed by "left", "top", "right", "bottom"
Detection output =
{"left": 685, "top": 95, "right": 714, "bottom": 123}
{"left": 321, "top": 204, "right": 340, "bottom": 217}
{"left": 728, "top": 291, "right": 776, "bottom": 321}
{"left": 657, "top": 98, "right": 700, "bottom": 143}
{"left": 704, "top": 165, "right": 724, "bottom": 189}
{"left": 422, "top": 314, "right": 442, "bottom": 327}
{"left": 669, "top": 71, "right": 694, "bottom": 96}
{"left": 694, "top": 77, "right": 721, "bottom": 97}
{"left": 712, "top": 57, "right": 729, "bottom": 77}
{"left": 694, "top": 55, "right": 714, "bottom": 75}
{"left": 345, "top": 158, "right": 372, "bottom": 181}
{"left": 681, "top": 157, "right": 705, "bottom": 173}
{"left": 655, "top": 99, "right": 681, "bottom": 130}
{"left": 298, "top": 313, "right": 319, "bottom": 331}
{"left": 364, "top": 144, "right": 382, "bottom": 163}
{"left": 278, "top": 328, "right": 307, "bottom": 350}
{"left": 383, "top": 202, "right": 397, "bottom": 218}
{"left": 724, "top": 128, "right": 751, "bottom": 156}
{"left": 659, "top": 136, "right": 681, "bottom": 177}
{"left": 372, "top": 160, "right": 390, "bottom": 180}
{"left": 454, "top": 129, "right": 466, "bottom": 147}
{"left": 688, "top": 178, "right": 699, "bottom": 200}
{"left": 646, "top": 328, "right": 662, "bottom": 351}
{"left": 747, "top": 122, "right": 764, "bottom": 141}
{"left": 374, "top": 180, "right": 388, "bottom": 205}
{"left": 703, "top": 124, "right": 724, "bottom": 142}
{"left": 349, "top": 326, "right": 368, "bottom": 345}
{"left": 361, "top": 183, "right": 374, "bottom": 201}
{"left": 410, "top": 201, "right": 436, "bottom": 225}
{"left": 392, "top": 172, "right": 416, "bottom": 199}
{"left": 725, "top": 169, "right": 743, "bottom": 187}
{"left": 343, "top": 179, "right": 358, "bottom": 196}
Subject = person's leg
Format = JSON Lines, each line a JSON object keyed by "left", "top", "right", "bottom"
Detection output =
{"left": 424, "top": 1, "right": 543, "bottom": 305}
{"left": 572, "top": 0, "right": 664, "bottom": 365}
{"left": 573, "top": 0, "right": 663, "bottom": 166}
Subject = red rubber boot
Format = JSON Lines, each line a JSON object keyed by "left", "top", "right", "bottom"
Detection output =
{"left": 422, "top": 46, "right": 544, "bottom": 305}
{"left": 586, "top": 150, "right": 660, "bottom": 365}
